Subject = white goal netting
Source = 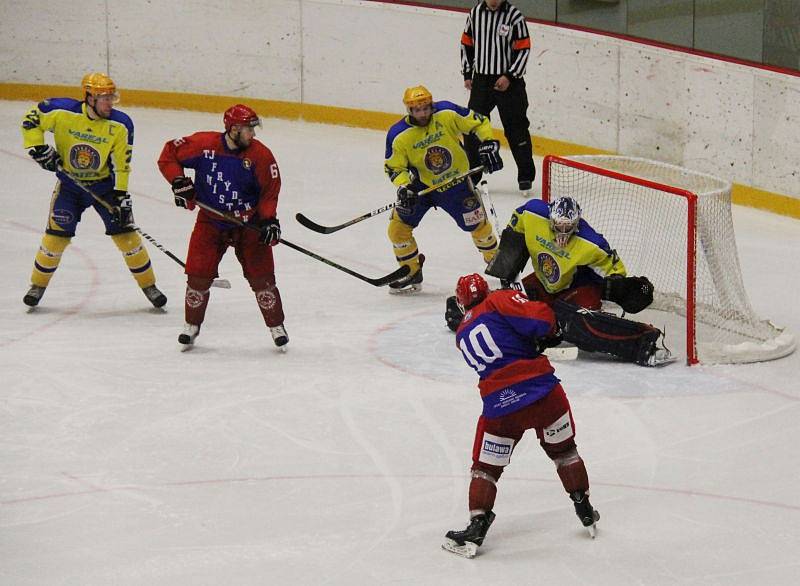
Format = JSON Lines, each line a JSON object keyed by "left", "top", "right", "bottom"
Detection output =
{"left": 543, "top": 155, "right": 795, "bottom": 365}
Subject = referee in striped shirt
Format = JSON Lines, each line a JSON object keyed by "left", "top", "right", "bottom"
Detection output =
{"left": 461, "top": 0, "right": 535, "bottom": 194}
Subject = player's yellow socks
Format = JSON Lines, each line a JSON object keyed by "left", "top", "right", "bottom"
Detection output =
{"left": 388, "top": 212, "right": 421, "bottom": 273}
{"left": 30, "top": 233, "right": 71, "bottom": 287}
{"left": 471, "top": 220, "right": 498, "bottom": 263}
{"left": 111, "top": 232, "right": 156, "bottom": 288}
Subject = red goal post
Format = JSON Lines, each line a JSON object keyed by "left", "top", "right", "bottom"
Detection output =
{"left": 542, "top": 155, "right": 795, "bottom": 365}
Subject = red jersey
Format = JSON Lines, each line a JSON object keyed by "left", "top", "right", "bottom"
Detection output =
{"left": 158, "top": 131, "right": 280, "bottom": 227}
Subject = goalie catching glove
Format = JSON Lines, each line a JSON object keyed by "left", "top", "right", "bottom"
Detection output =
{"left": 602, "top": 275, "right": 654, "bottom": 314}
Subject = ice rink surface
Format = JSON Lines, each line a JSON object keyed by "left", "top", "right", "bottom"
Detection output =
{"left": 1, "top": 101, "right": 799, "bottom": 585}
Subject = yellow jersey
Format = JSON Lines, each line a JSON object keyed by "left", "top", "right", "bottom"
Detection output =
{"left": 509, "top": 199, "right": 627, "bottom": 293}
{"left": 21, "top": 98, "right": 133, "bottom": 191}
{"left": 384, "top": 101, "right": 493, "bottom": 191}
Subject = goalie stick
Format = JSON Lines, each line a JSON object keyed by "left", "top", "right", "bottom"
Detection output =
{"left": 295, "top": 166, "right": 486, "bottom": 234}
{"left": 192, "top": 200, "right": 410, "bottom": 287}
{"left": 59, "top": 169, "right": 232, "bottom": 288}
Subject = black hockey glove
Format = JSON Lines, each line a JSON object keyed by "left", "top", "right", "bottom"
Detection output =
{"left": 396, "top": 185, "right": 418, "bottom": 213}
{"left": 257, "top": 217, "right": 281, "bottom": 246}
{"left": 171, "top": 176, "right": 196, "bottom": 208}
{"left": 478, "top": 140, "right": 503, "bottom": 174}
{"left": 603, "top": 275, "right": 654, "bottom": 314}
{"left": 28, "top": 144, "right": 61, "bottom": 172}
{"left": 445, "top": 295, "right": 465, "bottom": 332}
{"left": 535, "top": 323, "right": 564, "bottom": 354}
{"left": 110, "top": 190, "right": 133, "bottom": 227}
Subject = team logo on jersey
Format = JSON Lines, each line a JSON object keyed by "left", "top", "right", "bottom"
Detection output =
{"left": 69, "top": 144, "right": 101, "bottom": 170}
{"left": 537, "top": 252, "right": 561, "bottom": 284}
{"left": 424, "top": 146, "right": 452, "bottom": 174}
{"left": 242, "top": 158, "right": 252, "bottom": 170}
{"left": 498, "top": 24, "right": 510, "bottom": 37}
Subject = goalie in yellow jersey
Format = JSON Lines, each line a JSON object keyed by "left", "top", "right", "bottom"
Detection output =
{"left": 384, "top": 85, "right": 504, "bottom": 293}
{"left": 446, "top": 196, "right": 675, "bottom": 366}
{"left": 20, "top": 73, "right": 166, "bottom": 309}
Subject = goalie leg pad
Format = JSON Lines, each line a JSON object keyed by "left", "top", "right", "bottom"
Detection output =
{"left": 553, "top": 300, "right": 663, "bottom": 365}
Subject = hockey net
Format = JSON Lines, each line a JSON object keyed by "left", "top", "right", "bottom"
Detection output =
{"left": 543, "top": 155, "right": 795, "bottom": 365}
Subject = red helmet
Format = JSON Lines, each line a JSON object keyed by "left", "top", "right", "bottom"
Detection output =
{"left": 223, "top": 104, "right": 261, "bottom": 131}
{"left": 456, "top": 273, "right": 490, "bottom": 309}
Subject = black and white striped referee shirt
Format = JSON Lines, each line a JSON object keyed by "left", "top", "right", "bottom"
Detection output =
{"left": 461, "top": 1, "right": 531, "bottom": 79}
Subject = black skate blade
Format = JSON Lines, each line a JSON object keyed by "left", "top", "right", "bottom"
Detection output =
{"left": 442, "top": 538, "right": 478, "bottom": 558}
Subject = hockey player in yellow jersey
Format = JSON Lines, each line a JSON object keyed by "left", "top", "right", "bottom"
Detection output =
{"left": 384, "top": 85, "right": 504, "bottom": 293}
{"left": 21, "top": 73, "right": 166, "bottom": 308}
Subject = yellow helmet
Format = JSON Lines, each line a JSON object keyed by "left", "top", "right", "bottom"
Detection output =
{"left": 81, "top": 73, "right": 119, "bottom": 103}
{"left": 403, "top": 85, "right": 433, "bottom": 109}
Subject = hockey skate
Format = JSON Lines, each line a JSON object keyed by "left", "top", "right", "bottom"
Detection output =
{"left": 389, "top": 254, "right": 424, "bottom": 295}
{"left": 570, "top": 491, "right": 600, "bottom": 538}
{"left": 142, "top": 285, "right": 167, "bottom": 308}
{"left": 518, "top": 180, "right": 533, "bottom": 199}
{"left": 442, "top": 511, "right": 496, "bottom": 558}
{"left": 270, "top": 324, "right": 289, "bottom": 352}
{"left": 23, "top": 285, "right": 46, "bottom": 307}
{"left": 636, "top": 331, "right": 676, "bottom": 367}
{"left": 178, "top": 323, "right": 200, "bottom": 351}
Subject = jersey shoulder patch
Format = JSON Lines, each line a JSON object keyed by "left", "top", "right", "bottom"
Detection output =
{"left": 433, "top": 100, "right": 470, "bottom": 117}
{"left": 38, "top": 97, "right": 81, "bottom": 114}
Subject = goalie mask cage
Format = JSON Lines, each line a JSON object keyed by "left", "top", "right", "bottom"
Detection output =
{"left": 542, "top": 155, "right": 795, "bottom": 365}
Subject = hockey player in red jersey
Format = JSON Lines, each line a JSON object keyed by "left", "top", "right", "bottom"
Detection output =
{"left": 157, "top": 104, "right": 288, "bottom": 351}
{"left": 443, "top": 273, "right": 598, "bottom": 558}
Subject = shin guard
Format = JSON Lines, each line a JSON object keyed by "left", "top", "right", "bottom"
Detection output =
{"left": 387, "top": 214, "right": 421, "bottom": 273}
{"left": 249, "top": 275, "right": 285, "bottom": 328}
{"left": 185, "top": 276, "right": 212, "bottom": 326}
{"left": 470, "top": 220, "right": 498, "bottom": 263}
{"left": 111, "top": 231, "right": 156, "bottom": 288}
{"left": 552, "top": 447, "right": 590, "bottom": 494}
{"left": 30, "top": 233, "right": 71, "bottom": 287}
{"left": 468, "top": 468, "right": 500, "bottom": 513}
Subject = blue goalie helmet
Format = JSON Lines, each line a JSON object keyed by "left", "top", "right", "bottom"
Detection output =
{"left": 548, "top": 196, "right": 582, "bottom": 247}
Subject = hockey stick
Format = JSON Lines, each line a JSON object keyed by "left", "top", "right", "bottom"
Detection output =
{"left": 58, "top": 169, "right": 232, "bottom": 288}
{"left": 295, "top": 166, "right": 486, "bottom": 234}
{"left": 192, "top": 200, "right": 410, "bottom": 287}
